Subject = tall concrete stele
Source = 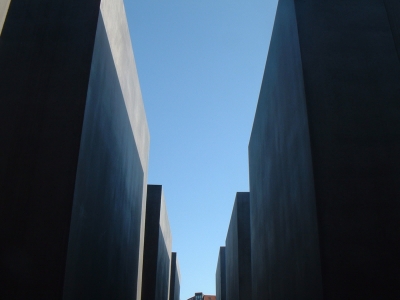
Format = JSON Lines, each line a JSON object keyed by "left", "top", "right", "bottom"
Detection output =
{"left": 169, "top": 252, "right": 181, "bottom": 300}
{"left": 225, "top": 193, "right": 252, "bottom": 300}
{"left": 215, "top": 247, "right": 226, "bottom": 300}
{"left": 141, "top": 185, "right": 172, "bottom": 300}
{"left": 0, "top": 0, "right": 149, "bottom": 299}
{"left": 249, "top": 0, "right": 400, "bottom": 299}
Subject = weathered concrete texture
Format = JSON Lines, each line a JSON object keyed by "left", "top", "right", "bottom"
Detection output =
{"left": 0, "top": 0, "right": 149, "bottom": 299}
{"left": 169, "top": 252, "right": 181, "bottom": 300}
{"left": 216, "top": 247, "right": 226, "bottom": 300}
{"left": 141, "top": 185, "right": 172, "bottom": 300}
{"left": 225, "top": 193, "right": 252, "bottom": 300}
{"left": 249, "top": 0, "right": 400, "bottom": 299}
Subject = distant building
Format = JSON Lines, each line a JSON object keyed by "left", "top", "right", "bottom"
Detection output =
{"left": 187, "top": 292, "right": 203, "bottom": 300}
{"left": 188, "top": 293, "right": 216, "bottom": 300}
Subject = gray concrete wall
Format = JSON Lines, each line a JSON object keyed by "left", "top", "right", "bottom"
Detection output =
{"left": 98, "top": 1, "right": 150, "bottom": 297}
{"left": 0, "top": 0, "right": 149, "bottom": 299}
{"left": 0, "top": 0, "right": 102, "bottom": 298}
{"left": 249, "top": 0, "right": 400, "bottom": 299}
{"left": 169, "top": 252, "right": 181, "bottom": 300}
{"left": 248, "top": 1, "right": 322, "bottom": 299}
{"left": 142, "top": 185, "right": 172, "bottom": 300}
{"left": 63, "top": 2, "right": 149, "bottom": 297}
{"left": 216, "top": 247, "right": 226, "bottom": 300}
{"left": 225, "top": 197, "right": 239, "bottom": 300}
{"left": 225, "top": 193, "right": 252, "bottom": 300}
{"left": 295, "top": 0, "right": 400, "bottom": 298}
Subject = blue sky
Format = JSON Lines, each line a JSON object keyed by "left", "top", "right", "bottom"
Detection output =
{"left": 124, "top": 0, "right": 278, "bottom": 298}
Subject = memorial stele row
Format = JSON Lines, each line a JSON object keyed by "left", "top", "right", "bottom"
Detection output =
{"left": 217, "top": 0, "right": 400, "bottom": 299}
{"left": 0, "top": 0, "right": 180, "bottom": 299}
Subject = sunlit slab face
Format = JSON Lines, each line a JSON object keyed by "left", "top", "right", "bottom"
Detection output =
{"left": 0, "top": 0, "right": 11, "bottom": 36}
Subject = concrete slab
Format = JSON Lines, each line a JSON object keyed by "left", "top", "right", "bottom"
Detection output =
{"left": 249, "top": 0, "right": 400, "bottom": 298}
{"left": 0, "top": 0, "right": 149, "bottom": 299}
{"left": 216, "top": 247, "right": 226, "bottom": 300}
{"left": 169, "top": 252, "right": 181, "bottom": 300}
{"left": 141, "top": 185, "right": 172, "bottom": 300}
{"left": 225, "top": 193, "right": 252, "bottom": 300}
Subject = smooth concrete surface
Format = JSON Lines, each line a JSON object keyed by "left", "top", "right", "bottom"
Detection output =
{"left": 225, "top": 193, "right": 252, "bottom": 300}
{"left": 141, "top": 185, "right": 172, "bottom": 300}
{"left": 99, "top": 0, "right": 149, "bottom": 173}
{"left": 0, "top": 1, "right": 101, "bottom": 298}
{"left": 98, "top": 2, "right": 150, "bottom": 297}
{"left": 249, "top": 0, "right": 400, "bottom": 299}
{"left": 101, "top": 2, "right": 149, "bottom": 298}
{"left": 0, "top": 0, "right": 11, "bottom": 35}
{"left": 248, "top": 1, "right": 322, "bottom": 299}
{"left": 169, "top": 252, "right": 181, "bottom": 300}
{"left": 216, "top": 247, "right": 226, "bottom": 300}
{"left": 0, "top": 0, "right": 149, "bottom": 299}
{"left": 63, "top": 8, "right": 148, "bottom": 300}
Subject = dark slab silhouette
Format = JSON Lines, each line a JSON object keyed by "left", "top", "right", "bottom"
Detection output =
{"left": 169, "top": 252, "right": 181, "bottom": 300}
{"left": 249, "top": 0, "right": 400, "bottom": 299}
{"left": 216, "top": 247, "right": 226, "bottom": 300}
{"left": 0, "top": 1, "right": 149, "bottom": 299}
{"left": 141, "top": 185, "right": 172, "bottom": 300}
{"left": 225, "top": 193, "right": 252, "bottom": 300}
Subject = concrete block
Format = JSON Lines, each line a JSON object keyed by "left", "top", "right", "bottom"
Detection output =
{"left": 169, "top": 252, "right": 181, "bottom": 300}
{"left": 141, "top": 185, "right": 172, "bottom": 300}
{"left": 0, "top": 1, "right": 149, "bottom": 299}
{"left": 216, "top": 247, "right": 226, "bottom": 300}
{"left": 225, "top": 193, "right": 252, "bottom": 300}
{"left": 249, "top": 0, "right": 400, "bottom": 299}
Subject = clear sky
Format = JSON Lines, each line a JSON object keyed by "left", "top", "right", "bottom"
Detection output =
{"left": 124, "top": 0, "right": 278, "bottom": 298}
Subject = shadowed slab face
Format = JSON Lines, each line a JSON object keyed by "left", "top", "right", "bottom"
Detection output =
{"left": 216, "top": 247, "right": 226, "bottom": 300}
{"left": 250, "top": 0, "right": 400, "bottom": 299}
{"left": 169, "top": 252, "right": 180, "bottom": 300}
{"left": 62, "top": 12, "right": 144, "bottom": 300}
{"left": 249, "top": 1, "right": 322, "bottom": 299}
{"left": 294, "top": 0, "right": 400, "bottom": 298}
{"left": 0, "top": 0, "right": 101, "bottom": 298}
{"left": 0, "top": 0, "right": 149, "bottom": 299}
{"left": 142, "top": 185, "right": 172, "bottom": 300}
{"left": 155, "top": 230, "right": 171, "bottom": 300}
{"left": 225, "top": 193, "right": 252, "bottom": 300}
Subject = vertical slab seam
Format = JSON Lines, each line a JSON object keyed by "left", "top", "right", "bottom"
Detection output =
{"left": 292, "top": 0, "right": 323, "bottom": 280}
{"left": 383, "top": 0, "right": 400, "bottom": 63}
{"left": 249, "top": 0, "right": 323, "bottom": 298}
